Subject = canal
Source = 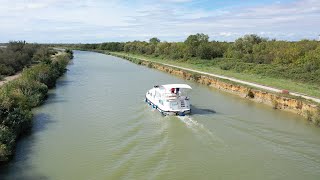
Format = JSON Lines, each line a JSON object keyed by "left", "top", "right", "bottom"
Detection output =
{"left": 1, "top": 50, "right": 320, "bottom": 179}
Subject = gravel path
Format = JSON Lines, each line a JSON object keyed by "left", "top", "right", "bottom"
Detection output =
{"left": 139, "top": 57, "right": 320, "bottom": 104}
{"left": 0, "top": 73, "right": 21, "bottom": 87}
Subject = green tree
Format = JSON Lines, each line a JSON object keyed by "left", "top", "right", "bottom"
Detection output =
{"left": 185, "top": 33, "right": 209, "bottom": 57}
{"left": 149, "top": 37, "right": 160, "bottom": 44}
{"left": 185, "top": 33, "right": 209, "bottom": 47}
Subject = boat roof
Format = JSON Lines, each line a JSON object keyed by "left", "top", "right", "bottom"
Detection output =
{"left": 160, "top": 84, "right": 192, "bottom": 90}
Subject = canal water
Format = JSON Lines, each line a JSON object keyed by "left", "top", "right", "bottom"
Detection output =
{"left": 1, "top": 51, "right": 320, "bottom": 179}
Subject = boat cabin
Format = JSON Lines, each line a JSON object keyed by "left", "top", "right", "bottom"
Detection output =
{"left": 146, "top": 84, "right": 192, "bottom": 115}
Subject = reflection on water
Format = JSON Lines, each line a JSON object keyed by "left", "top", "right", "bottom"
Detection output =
{"left": 1, "top": 51, "right": 320, "bottom": 180}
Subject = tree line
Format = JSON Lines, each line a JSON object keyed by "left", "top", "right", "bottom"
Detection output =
{"left": 0, "top": 41, "right": 60, "bottom": 78}
{"left": 71, "top": 34, "right": 320, "bottom": 85}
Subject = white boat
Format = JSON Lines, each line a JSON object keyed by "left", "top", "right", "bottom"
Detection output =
{"left": 145, "top": 84, "right": 192, "bottom": 116}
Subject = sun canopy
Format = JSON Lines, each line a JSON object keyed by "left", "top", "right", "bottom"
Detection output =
{"left": 161, "top": 84, "right": 192, "bottom": 90}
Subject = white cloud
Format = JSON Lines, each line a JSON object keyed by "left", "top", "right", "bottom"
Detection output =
{"left": 0, "top": 0, "right": 319, "bottom": 42}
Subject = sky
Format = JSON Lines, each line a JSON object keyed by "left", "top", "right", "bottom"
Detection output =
{"left": 0, "top": 0, "right": 319, "bottom": 43}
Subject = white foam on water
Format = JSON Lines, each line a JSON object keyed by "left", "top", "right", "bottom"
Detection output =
{"left": 177, "top": 116, "right": 225, "bottom": 146}
{"left": 178, "top": 116, "right": 204, "bottom": 131}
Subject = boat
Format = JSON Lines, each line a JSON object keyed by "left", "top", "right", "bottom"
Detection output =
{"left": 145, "top": 84, "right": 192, "bottom": 116}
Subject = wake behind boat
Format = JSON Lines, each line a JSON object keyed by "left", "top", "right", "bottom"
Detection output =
{"left": 145, "top": 84, "right": 192, "bottom": 116}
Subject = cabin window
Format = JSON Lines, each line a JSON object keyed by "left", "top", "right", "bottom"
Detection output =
{"left": 170, "top": 102, "right": 178, "bottom": 108}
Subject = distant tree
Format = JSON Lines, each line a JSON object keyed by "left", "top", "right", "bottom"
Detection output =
{"left": 184, "top": 33, "right": 209, "bottom": 57}
{"left": 227, "top": 34, "right": 267, "bottom": 61}
{"left": 7, "top": 41, "right": 26, "bottom": 52}
{"left": 184, "top": 33, "right": 209, "bottom": 47}
{"left": 145, "top": 44, "right": 156, "bottom": 55}
{"left": 234, "top": 34, "right": 266, "bottom": 54}
{"left": 155, "top": 42, "right": 171, "bottom": 56}
{"left": 197, "top": 43, "right": 213, "bottom": 59}
{"left": 149, "top": 37, "right": 160, "bottom": 44}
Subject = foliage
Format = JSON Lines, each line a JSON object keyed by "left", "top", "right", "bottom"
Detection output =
{"left": 0, "top": 41, "right": 55, "bottom": 76}
{"left": 72, "top": 33, "right": 320, "bottom": 85}
{"left": 247, "top": 90, "right": 255, "bottom": 98}
{"left": 32, "top": 46, "right": 53, "bottom": 64}
{"left": 98, "top": 42, "right": 124, "bottom": 52}
{"left": 0, "top": 125, "right": 15, "bottom": 161}
{"left": 65, "top": 49, "right": 74, "bottom": 59}
{"left": 272, "top": 99, "right": 279, "bottom": 109}
{"left": 149, "top": 37, "right": 160, "bottom": 44}
{"left": 0, "top": 64, "right": 15, "bottom": 75}
{"left": 0, "top": 45, "right": 71, "bottom": 163}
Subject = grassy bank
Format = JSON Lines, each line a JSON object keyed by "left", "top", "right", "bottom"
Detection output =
{"left": 106, "top": 51, "right": 320, "bottom": 125}
{"left": 0, "top": 50, "right": 72, "bottom": 163}
{"left": 110, "top": 52, "right": 320, "bottom": 99}
{"left": 65, "top": 34, "right": 320, "bottom": 99}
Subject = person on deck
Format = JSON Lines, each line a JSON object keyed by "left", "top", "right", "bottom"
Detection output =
{"left": 171, "top": 88, "right": 175, "bottom": 94}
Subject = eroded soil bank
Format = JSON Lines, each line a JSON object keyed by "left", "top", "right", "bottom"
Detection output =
{"left": 110, "top": 52, "right": 320, "bottom": 126}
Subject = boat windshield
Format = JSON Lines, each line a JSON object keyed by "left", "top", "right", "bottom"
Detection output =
{"left": 158, "top": 85, "right": 190, "bottom": 99}
{"left": 162, "top": 90, "right": 188, "bottom": 99}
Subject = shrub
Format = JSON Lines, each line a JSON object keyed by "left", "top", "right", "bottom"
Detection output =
{"left": 22, "top": 64, "right": 56, "bottom": 88}
{"left": 272, "top": 100, "right": 279, "bottom": 109}
{"left": 147, "top": 62, "right": 153, "bottom": 68}
{"left": 0, "top": 64, "right": 15, "bottom": 75}
{"left": 247, "top": 90, "right": 255, "bottom": 98}
{"left": 65, "top": 49, "right": 74, "bottom": 59}
{"left": 305, "top": 110, "right": 312, "bottom": 121}
{"left": 313, "top": 107, "right": 320, "bottom": 126}
{"left": 219, "top": 62, "right": 235, "bottom": 70}
{"left": 0, "top": 125, "right": 16, "bottom": 161}
{"left": 0, "top": 125, "right": 15, "bottom": 148}
{"left": 190, "top": 72, "right": 201, "bottom": 81}
{"left": 2, "top": 108, "right": 33, "bottom": 136}
{"left": 0, "top": 51, "right": 70, "bottom": 163}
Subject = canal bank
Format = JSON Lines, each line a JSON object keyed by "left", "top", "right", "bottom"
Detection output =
{"left": 104, "top": 51, "right": 320, "bottom": 126}
{"left": 0, "top": 50, "right": 72, "bottom": 164}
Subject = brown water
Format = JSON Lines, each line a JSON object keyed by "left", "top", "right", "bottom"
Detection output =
{"left": 1, "top": 50, "right": 320, "bottom": 179}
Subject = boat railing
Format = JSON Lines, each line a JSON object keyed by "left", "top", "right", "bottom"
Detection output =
{"left": 162, "top": 93, "right": 189, "bottom": 100}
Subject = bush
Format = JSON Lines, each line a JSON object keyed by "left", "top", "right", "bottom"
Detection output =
{"left": 247, "top": 90, "right": 255, "bottom": 98}
{"left": 0, "top": 42, "right": 53, "bottom": 77}
{"left": 2, "top": 108, "right": 33, "bottom": 136}
{"left": 272, "top": 99, "right": 279, "bottom": 109}
{"left": 219, "top": 61, "right": 235, "bottom": 70}
{"left": 65, "top": 49, "right": 74, "bottom": 59}
{"left": 1, "top": 78, "right": 48, "bottom": 109}
{"left": 0, "top": 50, "right": 70, "bottom": 163}
{"left": 0, "top": 64, "right": 15, "bottom": 75}
{"left": 190, "top": 72, "right": 201, "bottom": 81}
{"left": 22, "top": 64, "right": 56, "bottom": 87}
{"left": 147, "top": 62, "right": 153, "bottom": 68}
{"left": 0, "top": 125, "right": 15, "bottom": 161}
